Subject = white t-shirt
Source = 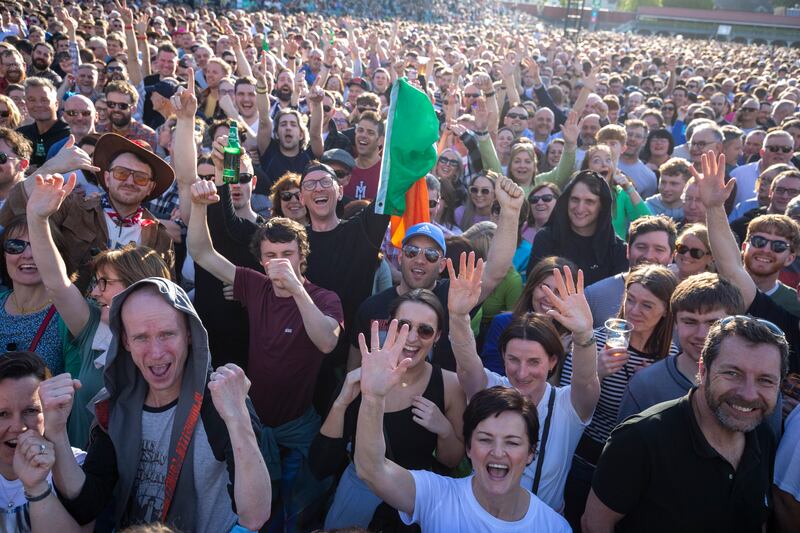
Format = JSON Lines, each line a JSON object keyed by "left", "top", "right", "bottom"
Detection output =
{"left": 399, "top": 471, "right": 570, "bottom": 532}
{"left": 0, "top": 447, "right": 86, "bottom": 532}
{"left": 775, "top": 403, "right": 800, "bottom": 501}
{"left": 485, "top": 369, "right": 590, "bottom": 512}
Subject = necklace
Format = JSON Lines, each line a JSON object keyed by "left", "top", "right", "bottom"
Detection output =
{"left": 11, "top": 292, "right": 50, "bottom": 315}
{"left": 0, "top": 476, "right": 22, "bottom": 509}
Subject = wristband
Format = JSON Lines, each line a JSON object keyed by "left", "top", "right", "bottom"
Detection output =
{"left": 136, "top": 36, "right": 146, "bottom": 41}
{"left": 573, "top": 333, "right": 596, "bottom": 348}
{"left": 323, "top": 63, "right": 332, "bottom": 69}
{"left": 256, "top": 88, "right": 269, "bottom": 94}
{"left": 287, "top": 55, "right": 296, "bottom": 60}
{"left": 125, "top": 25, "right": 133, "bottom": 30}
{"left": 473, "top": 130, "right": 488, "bottom": 136}
{"left": 483, "top": 91, "right": 496, "bottom": 97}
{"left": 24, "top": 484, "right": 51, "bottom": 502}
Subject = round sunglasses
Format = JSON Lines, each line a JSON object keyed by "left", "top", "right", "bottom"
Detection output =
{"left": 676, "top": 243, "right": 707, "bottom": 259}
{"left": 396, "top": 319, "right": 436, "bottom": 340}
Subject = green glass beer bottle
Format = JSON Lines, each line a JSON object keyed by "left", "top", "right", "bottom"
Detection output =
{"left": 222, "top": 121, "right": 242, "bottom": 184}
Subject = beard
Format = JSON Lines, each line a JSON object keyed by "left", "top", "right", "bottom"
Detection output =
{"left": 5, "top": 69, "right": 22, "bottom": 83}
{"left": 32, "top": 58, "right": 49, "bottom": 71}
{"left": 704, "top": 383, "right": 770, "bottom": 433}
{"left": 110, "top": 112, "right": 132, "bottom": 128}
{"left": 275, "top": 85, "right": 292, "bottom": 102}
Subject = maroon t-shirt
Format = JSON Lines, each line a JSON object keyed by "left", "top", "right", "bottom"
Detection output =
{"left": 234, "top": 267, "right": 344, "bottom": 427}
{"left": 343, "top": 160, "right": 381, "bottom": 200}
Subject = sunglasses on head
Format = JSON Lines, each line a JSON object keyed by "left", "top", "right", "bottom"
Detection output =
{"left": 748, "top": 235, "right": 790, "bottom": 253}
{"left": 280, "top": 191, "right": 300, "bottom": 201}
{"left": 110, "top": 166, "right": 153, "bottom": 186}
{"left": 106, "top": 101, "right": 131, "bottom": 110}
{"left": 470, "top": 186, "right": 491, "bottom": 196}
{"left": 438, "top": 156, "right": 460, "bottom": 167}
{"left": 506, "top": 112, "right": 528, "bottom": 120}
{"left": 396, "top": 319, "right": 436, "bottom": 340}
{"left": 402, "top": 244, "right": 442, "bottom": 263}
{"left": 676, "top": 243, "right": 707, "bottom": 259}
{"left": 718, "top": 315, "right": 785, "bottom": 339}
{"left": 529, "top": 193, "right": 555, "bottom": 204}
{"left": 766, "top": 145, "right": 792, "bottom": 154}
{"left": 3, "top": 238, "right": 30, "bottom": 255}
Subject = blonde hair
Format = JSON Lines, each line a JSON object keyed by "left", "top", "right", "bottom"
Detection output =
{"left": 91, "top": 244, "right": 171, "bottom": 286}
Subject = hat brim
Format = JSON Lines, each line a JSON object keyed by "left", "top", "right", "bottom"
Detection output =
{"left": 93, "top": 133, "right": 174, "bottom": 202}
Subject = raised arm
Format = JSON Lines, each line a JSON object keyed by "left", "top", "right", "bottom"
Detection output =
{"left": 307, "top": 86, "right": 325, "bottom": 158}
{"left": 447, "top": 253, "right": 490, "bottom": 400}
{"left": 694, "top": 152, "right": 756, "bottom": 306}
{"left": 186, "top": 180, "right": 237, "bottom": 286}
{"left": 479, "top": 175, "right": 524, "bottom": 302}
{"left": 500, "top": 59, "right": 521, "bottom": 109}
{"left": 354, "top": 320, "right": 416, "bottom": 517}
{"left": 25, "top": 174, "right": 90, "bottom": 337}
{"left": 118, "top": 1, "right": 143, "bottom": 88}
{"left": 542, "top": 267, "right": 599, "bottom": 421}
{"left": 208, "top": 364, "right": 271, "bottom": 530}
{"left": 171, "top": 68, "right": 199, "bottom": 223}
{"left": 255, "top": 56, "right": 274, "bottom": 156}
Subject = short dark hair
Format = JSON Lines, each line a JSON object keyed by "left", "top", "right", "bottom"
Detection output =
{"left": 357, "top": 110, "right": 385, "bottom": 137}
{"left": 671, "top": 273, "right": 744, "bottom": 316}
{"left": 388, "top": 288, "right": 445, "bottom": 332}
{"left": 0, "top": 351, "right": 48, "bottom": 382}
{"left": 249, "top": 217, "right": 310, "bottom": 272}
{"left": 628, "top": 215, "right": 678, "bottom": 251}
{"left": 701, "top": 316, "right": 789, "bottom": 379}
{"left": 463, "top": 386, "right": 539, "bottom": 454}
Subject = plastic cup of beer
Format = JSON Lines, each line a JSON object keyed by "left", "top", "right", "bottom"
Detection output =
{"left": 603, "top": 318, "right": 634, "bottom": 355}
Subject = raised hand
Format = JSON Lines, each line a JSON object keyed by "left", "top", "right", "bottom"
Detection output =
{"left": 44, "top": 136, "right": 100, "bottom": 175}
{"left": 494, "top": 174, "right": 524, "bottom": 212}
{"left": 446, "top": 252, "right": 484, "bottom": 316}
{"left": 114, "top": 0, "right": 133, "bottom": 25}
{"left": 541, "top": 267, "right": 593, "bottom": 337}
{"left": 522, "top": 58, "right": 541, "bottom": 85}
{"left": 171, "top": 67, "right": 197, "bottom": 119}
{"left": 27, "top": 174, "right": 76, "bottom": 220}
{"left": 208, "top": 364, "right": 250, "bottom": 422}
{"left": 190, "top": 179, "right": 220, "bottom": 205}
{"left": 210, "top": 135, "right": 229, "bottom": 172}
{"left": 472, "top": 97, "right": 489, "bottom": 132}
{"left": 690, "top": 152, "right": 734, "bottom": 209}
{"left": 38, "top": 373, "right": 81, "bottom": 439}
{"left": 307, "top": 85, "right": 324, "bottom": 105}
{"left": 334, "top": 368, "right": 362, "bottom": 408}
{"left": 447, "top": 120, "right": 467, "bottom": 138}
{"left": 13, "top": 431, "right": 54, "bottom": 494}
{"left": 583, "top": 65, "right": 599, "bottom": 91}
{"left": 560, "top": 110, "right": 579, "bottom": 146}
{"left": 135, "top": 13, "right": 150, "bottom": 35}
{"left": 411, "top": 396, "right": 453, "bottom": 437}
{"left": 358, "top": 320, "right": 412, "bottom": 399}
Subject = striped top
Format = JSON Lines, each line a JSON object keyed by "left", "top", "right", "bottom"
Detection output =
{"left": 559, "top": 327, "right": 679, "bottom": 447}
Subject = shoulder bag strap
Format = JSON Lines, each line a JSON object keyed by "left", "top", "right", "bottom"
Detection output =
{"left": 531, "top": 387, "right": 557, "bottom": 495}
{"left": 28, "top": 305, "right": 56, "bottom": 352}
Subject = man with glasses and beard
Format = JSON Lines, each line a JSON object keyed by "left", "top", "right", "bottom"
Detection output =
{"left": 26, "top": 42, "right": 61, "bottom": 86}
{"left": 0, "top": 49, "right": 25, "bottom": 93}
{"left": 16, "top": 77, "right": 70, "bottom": 169}
{"left": 0, "top": 133, "right": 174, "bottom": 289}
{"left": 731, "top": 130, "right": 796, "bottom": 206}
{"left": 97, "top": 80, "right": 157, "bottom": 148}
{"left": 348, "top": 174, "right": 525, "bottom": 372}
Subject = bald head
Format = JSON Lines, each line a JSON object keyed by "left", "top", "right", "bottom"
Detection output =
{"left": 63, "top": 95, "right": 96, "bottom": 141}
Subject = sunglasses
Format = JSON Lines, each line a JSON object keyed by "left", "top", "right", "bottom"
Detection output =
{"left": 106, "top": 66, "right": 124, "bottom": 73}
{"left": 438, "top": 156, "right": 460, "bottom": 167}
{"left": 396, "top": 319, "right": 436, "bottom": 340}
{"left": 402, "top": 244, "right": 442, "bottom": 263}
{"left": 280, "top": 191, "right": 300, "bottom": 201}
{"left": 470, "top": 186, "right": 491, "bottom": 195}
{"left": 199, "top": 173, "right": 215, "bottom": 181}
{"left": 766, "top": 145, "right": 793, "bottom": 154}
{"left": 110, "top": 166, "right": 153, "bottom": 186}
{"left": 0, "top": 152, "right": 19, "bottom": 164}
{"left": 529, "top": 193, "right": 555, "bottom": 204}
{"left": 0, "top": 110, "right": 8, "bottom": 118}
{"left": 237, "top": 173, "right": 254, "bottom": 183}
{"left": 3, "top": 238, "right": 30, "bottom": 254}
{"left": 106, "top": 101, "right": 131, "bottom": 110}
{"left": 506, "top": 112, "right": 528, "bottom": 120}
{"left": 428, "top": 199, "right": 439, "bottom": 209}
{"left": 323, "top": 105, "right": 332, "bottom": 113}
{"left": 662, "top": 106, "right": 675, "bottom": 111}
{"left": 334, "top": 169, "right": 349, "bottom": 180}
{"left": 301, "top": 176, "right": 335, "bottom": 190}
{"left": 748, "top": 235, "right": 790, "bottom": 253}
{"left": 718, "top": 315, "right": 785, "bottom": 339}
{"left": 464, "top": 93, "right": 481, "bottom": 99}
{"left": 676, "top": 243, "right": 707, "bottom": 259}
{"left": 65, "top": 110, "right": 93, "bottom": 118}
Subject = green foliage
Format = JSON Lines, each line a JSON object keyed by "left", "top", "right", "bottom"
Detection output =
{"left": 663, "top": 0, "right": 714, "bottom": 9}
{"left": 619, "top": 0, "right": 663, "bottom": 12}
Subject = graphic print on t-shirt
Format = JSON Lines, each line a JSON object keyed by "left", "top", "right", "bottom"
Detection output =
{"left": 131, "top": 437, "right": 168, "bottom": 522}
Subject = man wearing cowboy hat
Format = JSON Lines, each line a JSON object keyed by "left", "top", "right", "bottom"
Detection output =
{"left": 0, "top": 133, "right": 175, "bottom": 289}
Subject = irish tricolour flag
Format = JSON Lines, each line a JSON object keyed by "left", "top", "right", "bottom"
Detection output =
{"left": 375, "top": 78, "right": 440, "bottom": 247}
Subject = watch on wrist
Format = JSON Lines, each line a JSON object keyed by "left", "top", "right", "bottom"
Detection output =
{"left": 573, "top": 333, "right": 596, "bottom": 348}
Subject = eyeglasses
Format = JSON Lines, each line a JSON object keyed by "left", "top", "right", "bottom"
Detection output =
{"left": 301, "top": 176, "right": 335, "bottom": 190}
{"left": 662, "top": 106, "right": 675, "bottom": 111}
{"left": 438, "top": 156, "right": 460, "bottom": 167}
{"left": 110, "top": 166, "right": 153, "bottom": 186}
{"left": 506, "top": 112, "right": 528, "bottom": 120}
{"left": 748, "top": 234, "right": 791, "bottom": 253}
{"left": 65, "top": 110, "right": 93, "bottom": 118}
{"left": 529, "top": 193, "right": 555, "bottom": 204}
{"left": 199, "top": 173, "right": 215, "bottom": 181}
{"left": 470, "top": 186, "right": 491, "bottom": 196}
{"left": 402, "top": 244, "right": 442, "bottom": 263}
{"left": 0, "top": 152, "right": 20, "bottom": 164}
{"left": 740, "top": 107, "right": 757, "bottom": 113}
{"left": 3, "top": 238, "right": 30, "bottom": 254}
{"left": 690, "top": 140, "right": 714, "bottom": 150}
{"left": 464, "top": 93, "right": 481, "bottom": 99}
{"left": 396, "top": 319, "right": 436, "bottom": 340}
{"left": 428, "top": 199, "right": 439, "bottom": 209}
{"left": 676, "top": 243, "right": 707, "bottom": 259}
{"left": 280, "top": 191, "right": 300, "bottom": 201}
{"left": 766, "top": 145, "right": 793, "bottom": 154}
{"left": 334, "top": 169, "right": 349, "bottom": 180}
{"left": 106, "top": 101, "right": 131, "bottom": 110}
{"left": 718, "top": 315, "right": 785, "bottom": 339}
{"left": 773, "top": 186, "right": 800, "bottom": 197}
{"left": 90, "top": 277, "right": 124, "bottom": 293}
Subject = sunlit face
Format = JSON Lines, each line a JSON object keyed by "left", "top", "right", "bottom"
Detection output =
{"left": 761, "top": 135, "right": 795, "bottom": 168}
{"left": 649, "top": 135, "right": 670, "bottom": 157}
{"left": 393, "top": 301, "right": 441, "bottom": 367}
{"left": 659, "top": 173, "right": 687, "bottom": 205}
{"left": 496, "top": 130, "right": 514, "bottom": 155}
{"left": 277, "top": 114, "right": 302, "bottom": 151}
{"left": 742, "top": 230, "right": 795, "bottom": 278}
{"left": 25, "top": 86, "right": 58, "bottom": 122}
{"left": 469, "top": 176, "right": 495, "bottom": 210}
{"left": 546, "top": 143, "right": 563, "bottom": 168}
{"left": 259, "top": 238, "right": 303, "bottom": 279}
{"left": 354, "top": 119, "right": 382, "bottom": 157}
{"left": 0, "top": 376, "right": 44, "bottom": 469}
{"left": 503, "top": 338, "right": 557, "bottom": 403}
{"left": 768, "top": 176, "right": 800, "bottom": 214}
{"left": 568, "top": 181, "right": 601, "bottom": 235}
{"left": 674, "top": 234, "right": 712, "bottom": 278}
{"left": 682, "top": 183, "right": 706, "bottom": 224}
{"left": 4, "top": 228, "right": 41, "bottom": 288}
{"left": 399, "top": 235, "right": 445, "bottom": 291}
{"left": 279, "top": 186, "right": 306, "bottom": 222}
{"left": 90, "top": 265, "right": 127, "bottom": 324}
{"left": 530, "top": 273, "right": 557, "bottom": 314}
{"left": 675, "top": 308, "right": 727, "bottom": 363}
{"left": 104, "top": 153, "right": 155, "bottom": 209}
{"left": 510, "top": 150, "right": 535, "bottom": 184}
{"left": 587, "top": 150, "right": 613, "bottom": 179}
{"left": 622, "top": 283, "right": 667, "bottom": 339}
{"left": 468, "top": 410, "right": 534, "bottom": 497}
{"left": 701, "top": 335, "right": 781, "bottom": 433}
{"left": 628, "top": 231, "right": 672, "bottom": 267}
{"left": 300, "top": 170, "right": 341, "bottom": 221}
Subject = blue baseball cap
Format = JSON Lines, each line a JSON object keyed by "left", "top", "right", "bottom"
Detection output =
{"left": 402, "top": 223, "right": 446, "bottom": 254}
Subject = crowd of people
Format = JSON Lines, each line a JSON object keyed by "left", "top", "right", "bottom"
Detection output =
{"left": 0, "top": 0, "right": 797, "bottom": 531}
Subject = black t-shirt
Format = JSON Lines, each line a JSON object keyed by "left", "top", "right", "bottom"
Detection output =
{"left": 592, "top": 391, "right": 775, "bottom": 533}
{"left": 142, "top": 74, "right": 164, "bottom": 130}
{"left": 351, "top": 279, "right": 456, "bottom": 371}
{"left": 257, "top": 141, "right": 316, "bottom": 195}
{"left": 747, "top": 290, "right": 800, "bottom": 374}
{"left": 194, "top": 185, "right": 263, "bottom": 371}
{"left": 17, "top": 119, "right": 71, "bottom": 167}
